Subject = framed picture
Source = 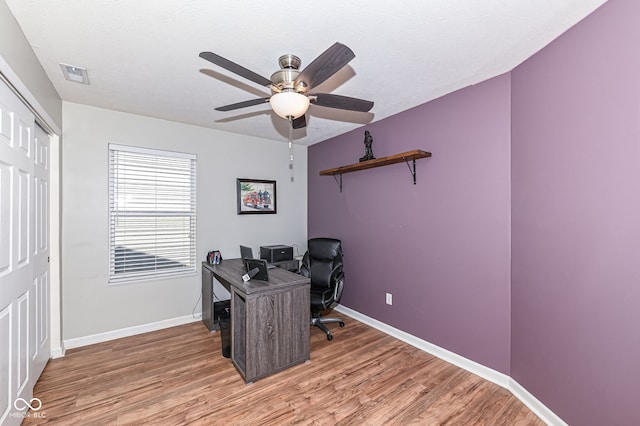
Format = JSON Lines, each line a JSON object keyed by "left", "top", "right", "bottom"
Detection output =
{"left": 237, "top": 178, "right": 277, "bottom": 215}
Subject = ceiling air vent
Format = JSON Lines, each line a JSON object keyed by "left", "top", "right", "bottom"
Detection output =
{"left": 60, "top": 63, "right": 90, "bottom": 85}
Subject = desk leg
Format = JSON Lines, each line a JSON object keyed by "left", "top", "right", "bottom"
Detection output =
{"left": 201, "top": 267, "right": 214, "bottom": 331}
{"left": 231, "top": 289, "right": 247, "bottom": 379}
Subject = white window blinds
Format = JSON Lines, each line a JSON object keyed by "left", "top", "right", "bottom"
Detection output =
{"left": 108, "top": 144, "right": 197, "bottom": 283}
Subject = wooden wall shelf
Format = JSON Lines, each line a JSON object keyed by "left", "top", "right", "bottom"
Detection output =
{"left": 319, "top": 149, "right": 431, "bottom": 191}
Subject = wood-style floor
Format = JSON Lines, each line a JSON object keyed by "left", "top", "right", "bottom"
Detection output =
{"left": 24, "top": 314, "right": 545, "bottom": 425}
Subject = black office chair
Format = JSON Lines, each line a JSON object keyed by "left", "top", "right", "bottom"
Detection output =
{"left": 299, "top": 238, "right": 345, "bottom": 341}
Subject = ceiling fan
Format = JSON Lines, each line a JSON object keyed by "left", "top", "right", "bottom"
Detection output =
{"left": 199, "top": 42, "right": 374, "bottom": 129}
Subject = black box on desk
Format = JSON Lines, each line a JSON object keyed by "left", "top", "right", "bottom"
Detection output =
{"left": 260, "top": 245, "right": 293, "bottom": 263}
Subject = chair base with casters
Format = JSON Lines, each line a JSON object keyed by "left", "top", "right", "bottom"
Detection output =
{"left": 311, "top": 312, "right": 345, "bottom": 341}
{"left": 301, "top": 237, "right": 346, "bottom": 341}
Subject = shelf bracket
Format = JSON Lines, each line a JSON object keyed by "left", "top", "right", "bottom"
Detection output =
{"left": 332, "top": 173, "right": 343, "bottom": 192}
{"left": 404, "top": 158, "right": 418, "bottom": 184}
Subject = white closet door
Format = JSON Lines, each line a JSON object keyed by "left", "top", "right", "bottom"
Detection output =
{"left": 0, "top": 79, "right": 50, "bottom": 425}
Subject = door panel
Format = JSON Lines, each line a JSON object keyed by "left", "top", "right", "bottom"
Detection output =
{"left": 0, "top": 79, "right": 50, "bottom": 425}
{"left": 17, "top": 169, "right": 30, "bottom": 266}
{"left": 32, "top": 124, "right": 50, "bottom": 378}
{"left": 0, "top": 305, "right": 11, "bottom": 422}
{"left": 17, "top": 292, "right": 28, "bottom": 395}
{"left": 0, "top": 161, "right": 10, "bottom": 276}
{"left": 37, "top": 273, "right": 48, "bottom": 350}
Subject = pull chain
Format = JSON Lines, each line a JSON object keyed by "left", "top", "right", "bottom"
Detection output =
{"left": 288, "top": 119, "right": 294, "bottom": 182}
{"left": 288, "top": 121, "right": 294, "bottom": 162}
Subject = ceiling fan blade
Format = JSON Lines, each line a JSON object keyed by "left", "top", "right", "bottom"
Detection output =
{"left": 311, "top": 93, "right": 374, "bottom": 112}
{"left": 291, "top": 115, "right": 306, "bottom": 129}
{"left": 215, "top": 97, "right": 271, "bottom": 112}
{"left": 199, "top": 52, "right": 272, "bottom": 87}
{"left": 294, "top": 43, "right": 355, "bottom": 90}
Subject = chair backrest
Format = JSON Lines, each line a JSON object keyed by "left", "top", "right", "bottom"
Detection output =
{"left": 305, "top": 238, "right": 343, "bottom": 289}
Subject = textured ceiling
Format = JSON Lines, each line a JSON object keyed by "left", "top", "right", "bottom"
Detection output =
{"left": 6, "top": 0, "right": 607, "bottom": 146}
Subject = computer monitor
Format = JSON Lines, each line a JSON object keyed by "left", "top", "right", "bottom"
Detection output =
{"left": 241, "top": 244, "right": 276, "bottom": 268}
{"left": 240, "top": 245, "right": 253, "bottom": 260}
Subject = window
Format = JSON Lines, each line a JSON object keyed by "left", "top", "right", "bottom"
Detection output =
{"left": 108, "top": 144, "right": 196, "bottom": 283}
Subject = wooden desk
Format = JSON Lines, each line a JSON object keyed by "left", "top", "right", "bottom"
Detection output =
{"left": 271, "top": 258, "right": 300, "bottom": 272}
{"left": 202, "top": 260, "right": 310, "bottom": 383}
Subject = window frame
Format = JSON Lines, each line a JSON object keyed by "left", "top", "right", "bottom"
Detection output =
{"left": 108, "top": 143, "right": 197, "bottom": 284}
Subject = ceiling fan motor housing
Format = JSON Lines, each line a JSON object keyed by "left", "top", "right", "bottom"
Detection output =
{"left": 271, "top": 55, "right": 306, "bottom": 94}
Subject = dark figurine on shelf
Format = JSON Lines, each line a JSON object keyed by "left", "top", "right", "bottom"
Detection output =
{"left": 359, "top": 130, "right": 375, "bottom": 162}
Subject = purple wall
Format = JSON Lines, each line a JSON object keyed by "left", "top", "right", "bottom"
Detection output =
{"left": 511, "top": 0, "right": 640, "bottom": 424}
{"left": 309, "top": 1, "right": 640, "bottom": 424}
{"left": 308, "top": 74, "right": 512, "bottom": 374}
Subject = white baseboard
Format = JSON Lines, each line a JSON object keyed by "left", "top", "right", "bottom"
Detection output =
{"left": 509, "top": 378, "right": 567, "bottom": 426}
{"left": 334, "top": 305, "right": 564, "bottom": 426}
{"left": 63, "top": 314, "right": 201, "bottom": 350}
{"left": 50, "top": 346, "right": 65, "bottom": 359}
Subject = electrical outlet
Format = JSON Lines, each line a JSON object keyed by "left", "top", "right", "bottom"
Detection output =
{"left": 386, "top": 293, "right": 393, "bottom": 305}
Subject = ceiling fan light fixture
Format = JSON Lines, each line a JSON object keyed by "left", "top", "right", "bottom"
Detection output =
{"left": 270, "top": 91, "right": 310, "bottom": 119}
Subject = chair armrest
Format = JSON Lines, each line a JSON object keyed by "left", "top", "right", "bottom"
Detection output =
{"left": 331, "top": 270, "right": 344, "bottom": 303}
{"left": 299, "top": 252, "right": 311, "bottom": 278}
{"left": 329, "top": 263, "right": 343, "bottom": 285}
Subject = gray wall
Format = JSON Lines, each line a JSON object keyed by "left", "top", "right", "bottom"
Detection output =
{"left": 62, "top": 102, "right": 308, "bottom": 340}
{"left": 0, "top": 0, "right": 61, "bottom": 130}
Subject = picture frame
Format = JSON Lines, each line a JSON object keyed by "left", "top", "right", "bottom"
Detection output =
{"left": 236, "top": 178, "right": 277, "bottom": 215}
